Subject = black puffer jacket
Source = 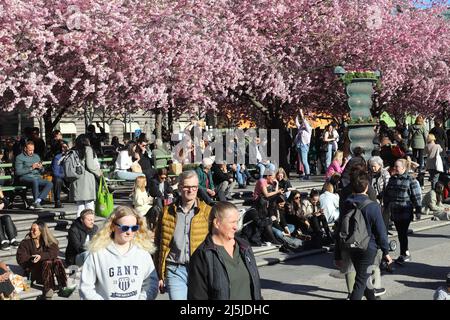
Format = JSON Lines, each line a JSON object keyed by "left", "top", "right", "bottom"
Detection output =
{"left": 65, "top": 217, "right": 98, "bottom": 266}
{"left": 187, "top": 234, "right": 262, "bottom": 300}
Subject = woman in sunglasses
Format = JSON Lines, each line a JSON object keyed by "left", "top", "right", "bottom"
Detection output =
{"left": 80, "top": 206, "right": 158, "bottom": 300}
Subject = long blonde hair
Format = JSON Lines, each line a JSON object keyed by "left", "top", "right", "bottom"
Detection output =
{"left": 26, "top": 221, "right": 59, "bottom": 248}
{"left": 89, "top": 206, "right": 155, "bottom": 253}
{"left": 133, "top": 176, "right": 147, "bottom": 193}
{"left": 333, "top": 150, "right": 344, "bottom": 164}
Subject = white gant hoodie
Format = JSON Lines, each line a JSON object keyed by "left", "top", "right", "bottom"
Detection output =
{"left": 80, "top": 242, "right": 158, "bottom": 300}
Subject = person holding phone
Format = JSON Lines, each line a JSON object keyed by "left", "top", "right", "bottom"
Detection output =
{"left": 16, "top": 221, "right": 74, "bottom": 299}
{"left": 302, "top": 189, "right": 333, "bottom": 246}
{"left": 14, "top": 141, "right": 53, "bottom": 210}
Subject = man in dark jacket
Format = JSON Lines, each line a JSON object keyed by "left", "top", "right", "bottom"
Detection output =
{"left": 335, "top": 171, "right": 392, "bottom": 300}
{"left": 65, "top": 209, "right": 98, "bottom": 267}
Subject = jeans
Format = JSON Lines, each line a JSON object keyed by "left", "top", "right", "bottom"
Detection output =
{"left": 235, "top": 164, "right": 247, "bottom": 186}
{"left": 216, "top": 181, "right": 236, "bottom": 199}
{"left": 115, "top": 170, "right": 145, "bottom": 181}
{"left": 19, "top": 176, "right": 53, "bottom": 202}
{"left": 76, "top": 200, "right": 95, "bottom": 218}
{"left": 349, "top": 248, "right": 377, "bottom": 300}
{"left": 394, "top": 219, "right": 411, "bottom": 256}
{"left": 75, "top": 251, "right": 90, "bottom": 267}
{"left": 53, "top": 176, "right": 69, "bottom": 203}
{"left": 165, "top": 263, "right": 188, "bottom": 300}
{"left": 326, "top": 144, "right": 333, "bottom": 169}
{"left": 257, "top": 162, "right": 275, "bottom": 177}
{"left": 412, "top": 148, "right": 424, "bottom": 170}
{"left": 297, "top": 143, "right": 310, "bottom": 175}
{"left": 272, "top": 224, "right": 295, "bottom": 241}
{"left": 428, "top": 169, "right": 439, "bottom": 190}
{"left": 0, "top": 215, "right": 17, "bottom": 243}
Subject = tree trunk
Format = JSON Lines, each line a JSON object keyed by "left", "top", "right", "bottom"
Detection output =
{"left": 44, "top": 106, "right": 68, "bottom": 146}
{"left": 44, "top": 108, "right": 54, "bottom": 146}
{"left": 168, "top": 107, "right": 173, "bottom": 134}
{"left": 155, "top": 109, "right": 162, "bottom": 141}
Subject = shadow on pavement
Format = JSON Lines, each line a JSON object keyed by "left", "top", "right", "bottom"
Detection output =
{"left": 261, "top": 278, "right": 347, "bottom": 300}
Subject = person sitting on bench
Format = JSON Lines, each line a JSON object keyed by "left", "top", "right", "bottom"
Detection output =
{"left": 14, "top": 141, "right": 53, "bottom": 210}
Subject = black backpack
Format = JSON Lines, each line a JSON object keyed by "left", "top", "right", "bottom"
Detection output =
{"left": 338, "top": 199, "right": 372, "bottom": 251}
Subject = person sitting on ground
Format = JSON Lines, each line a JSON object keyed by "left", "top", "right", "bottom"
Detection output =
{"left": 252, "top": 169, "right": 284, "bottom": 203}
{"left": 133, "top": 176, "right": 153, "bottom": 218}
{"left": 302, "top": 189, "right": 333, "bottom": 245}
{"left": 422, "top": 182, "right": 450, "bottom": 221}
{"left": 14, "top": 141, "right": 53, "bottom": 210}
{"left": 195, "top": 157, "right": 221, "bottom": 203}
{"left": 212, "top": 162, "right": 236, "bottom": 201}
{"left": 16, "top": 221, "right": 75, "bottom": 299}
{"left": 0, "top": 261, "right": 17, "bottom": 300}
{"left": 268, "top": 195, "right": 294, "bottom": 242}
{"left": 319, "top": 182, "right": 340, "bottom": 224}
{"left": 434, "top": 272, "right": 450, "bottom": 300}
{"left": 65, "top": 209, "right": 98, "bottom": 267}
{"left": 0, "top": 209, "right": 20, "bottom": 251}
{"left": 285, "top": 190, "right": 312, "bottom": 238}
{"left": 275, "top": 167, "right": 292, "bottom": 198}
{"left": 326, "top": 150, "right": 349, "bottom": 180}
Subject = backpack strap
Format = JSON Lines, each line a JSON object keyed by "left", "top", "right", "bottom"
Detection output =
{"left": 355, "top": 199, "right": 373, "bottom": 211}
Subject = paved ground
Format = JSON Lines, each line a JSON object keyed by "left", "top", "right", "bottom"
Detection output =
{"left": 258, "top": 224, "right": 450, "bottom": 300}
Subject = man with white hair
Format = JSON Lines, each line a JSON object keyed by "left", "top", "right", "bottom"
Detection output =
{"left": 195, "top": 157, "right": 226, "bottom": 203}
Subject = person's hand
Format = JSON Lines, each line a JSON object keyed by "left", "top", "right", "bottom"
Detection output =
{"left": 0, "top": 271, "right": 10, "bottom": 282}
{"left": 31, "top": 254, "right": 41, "bottom": 263}
{"left": 283, "top": 231, "right": 291, "bottom": 237}
{"left": 31, "top": 162, "right": 40, "bottom": 169}
{"left": 159, "top": 280, "right": 166, "bottom": 294}
{"left": 271, "top": 216, "right": 277, "bottom": 222}
{"left": 384, "top": 254, "right": 393, "bottom": 265}
{"left": 207, "top": 189, "right": 215, "bottom": 197}
{"left": 305, "top": 220, "right": 310, "bottom": 228}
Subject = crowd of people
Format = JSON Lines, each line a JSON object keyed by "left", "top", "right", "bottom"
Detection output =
{"left": 0, "top": 112, "right": 450, "bottom": 300}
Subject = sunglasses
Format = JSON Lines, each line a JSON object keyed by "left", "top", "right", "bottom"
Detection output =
{"left": 294, "top": 196, "right": 301, "bottom": 199}
{"left": 114, "top": 222, "right": 139, "bottom": 232}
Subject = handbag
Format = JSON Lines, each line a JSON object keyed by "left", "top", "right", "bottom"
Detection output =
{"left": 130, "top": 161, "right": 142, "bottom": 173}
{"left": 436, "top": 154, "right": 444, "bottom": 172}
{"left": 95, "top": 176, "right": 114, "bottom": 217}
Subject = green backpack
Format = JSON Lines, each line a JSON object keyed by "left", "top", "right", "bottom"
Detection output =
{"left": 95, "top": 176, "right": 114, "bottom": 217}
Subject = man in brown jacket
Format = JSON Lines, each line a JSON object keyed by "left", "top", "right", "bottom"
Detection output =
{"left": 154, "top": 170, "right": 211, "bottom": 300}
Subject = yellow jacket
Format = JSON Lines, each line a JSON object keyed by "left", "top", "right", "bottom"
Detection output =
{"left": 155, "top": 199, "right": 211, "bottom": 280}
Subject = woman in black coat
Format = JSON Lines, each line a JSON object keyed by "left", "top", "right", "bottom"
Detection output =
{"left": 188, "top": 202, "right": 262, "bottom": 300}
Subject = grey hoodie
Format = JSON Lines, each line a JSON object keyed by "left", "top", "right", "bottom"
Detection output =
{"left": 80, "top": 243, "right": 158, "bottom": 300}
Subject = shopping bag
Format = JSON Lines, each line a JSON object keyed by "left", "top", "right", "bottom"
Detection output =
{"left": 95, "top": 176, "right": 114, "bottom": 217}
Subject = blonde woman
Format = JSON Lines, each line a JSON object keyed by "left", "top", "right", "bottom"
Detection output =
{"left": 133, "top": 176, "right": 153, "bottom": 217}
{"left": 275, "top": 167, "right": 292, "bottom": 198}
{"left": 325, "top": 150, "right": 348, "bottom": 179}
{"left": 80, "top": 206, "right": 158, "bottom": 300}
{"left": 425, "top": 133, "right": 443, "bottom": 189}
{"left": 16, "top": 221, "right": 72, "bottom": 299}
